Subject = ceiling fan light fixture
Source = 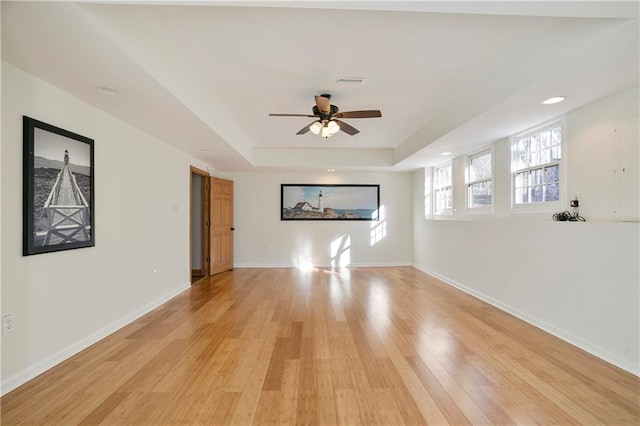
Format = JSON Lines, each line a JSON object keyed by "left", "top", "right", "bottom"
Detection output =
{"left": 309, "top": 121, "right": 322, "bottom": 134}
{"left": 269, "top": 94, "right": 380, "bottom": 137}
{"left": 321, "top": 124, "right": 331, "bottom": 138}
{"left": 320, "top": 120, "right": 340, "bottom": 138}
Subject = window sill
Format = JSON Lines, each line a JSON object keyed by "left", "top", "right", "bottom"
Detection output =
{"left": 465, "top": 206, "right": 494, "bottom": 215}
{"left": 511, "top": 200, "right": 562, "bottom": 215}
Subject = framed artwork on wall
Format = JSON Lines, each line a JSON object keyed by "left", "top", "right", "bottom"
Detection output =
{"left": 23, "top": 116, "right": 95, "bottom": 256}
{"left": 281, "top": 184, "right": 380, "bottom": 221}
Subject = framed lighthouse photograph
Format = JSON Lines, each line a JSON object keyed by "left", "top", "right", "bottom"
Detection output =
{"left": 281, "top": 184, "right": 380, "bottom": 221}
{"left": 23, "top": 116, "right": 95, "bottom": 256}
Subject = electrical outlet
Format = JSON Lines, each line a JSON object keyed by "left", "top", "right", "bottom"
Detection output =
{"left": 3, "top": 314, "right": 15, "bottom": 334}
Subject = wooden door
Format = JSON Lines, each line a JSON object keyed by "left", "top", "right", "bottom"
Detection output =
{"left": 210, "top": 177, "right": 234, "bottom": 275}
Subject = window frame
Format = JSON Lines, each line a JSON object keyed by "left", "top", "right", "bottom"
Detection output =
{"left": 510, "top": 119, "right": 565, "bottom": 213}
{"left": 424, "top": 167, "right": 433, "bottom": 220}
{"left": 433, "top": 161, "right": 453, "bottom": 216}
{"left": 465, "top": 147, "right": 494, "bottom": 214}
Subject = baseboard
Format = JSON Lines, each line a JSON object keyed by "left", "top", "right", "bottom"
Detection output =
{"left": 412, "top": 264, "right": 639, "bottom": 377}
{"left": 234, "top": 261, "right": 413, "bottom": 269}
{"left": 349, "top": 262, "right": 413, "bottom": 268}
{"left": 1, "top": 283, "right": 190, "bottom": 396}
{"left": 233, "top": 263, "right": 293, "bottom": 268}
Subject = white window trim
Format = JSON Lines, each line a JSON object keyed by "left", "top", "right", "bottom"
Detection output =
{"left": 510, "top": 119, "right": 565, "bottom": 214}
{"left": 433, "top": 162, "right": 453, "bottom": 216}
{"left": 465, "top": 147, "right": 494, "bottom": 214}
{"left": 424, "top": 167, "right": 433, "bottom": 220}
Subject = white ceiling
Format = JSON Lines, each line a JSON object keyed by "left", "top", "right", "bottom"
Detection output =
{"left": 2, "top": 1, "right": 638, "bottom": 172}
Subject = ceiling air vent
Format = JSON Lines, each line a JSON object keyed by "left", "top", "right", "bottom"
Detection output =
{"left": 336, "top": 77, "right": 366, "bottom": 85}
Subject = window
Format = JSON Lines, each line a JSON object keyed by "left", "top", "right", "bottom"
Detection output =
{"left": 512, "top": 122, "right": 562, "bottom": 206}
{"left": 433, "top": 163, "right": 452, "bottom": 215}
{"left": 466, "top": 149, "right": 492, "bottom": 209}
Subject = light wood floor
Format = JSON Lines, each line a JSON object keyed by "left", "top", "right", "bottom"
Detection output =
{"left": 2, "top": 267, "right": 638, "bottom": 425}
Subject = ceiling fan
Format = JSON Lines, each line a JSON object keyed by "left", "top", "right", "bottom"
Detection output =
{"left": 269, "top": 94, "right": 382, "bottom": 138}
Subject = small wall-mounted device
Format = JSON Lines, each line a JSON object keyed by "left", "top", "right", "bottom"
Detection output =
{"left": 552, "top": 197, "right": 585, "bottom": 221}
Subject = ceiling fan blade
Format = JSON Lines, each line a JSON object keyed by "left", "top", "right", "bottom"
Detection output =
{"left": 296, "top": 121, "right": 316, "bottom": 135}
{"left": 269, "top": 113, "right": 316, "bottom": 117}
{"left": 334, "top": 110, "right": 382, "bottom": 119}
{"left": 315, "top": 95, "right": 331, "bottom": 114}
{"left": 334, "top": 119, "right": 359, "bottom": 136}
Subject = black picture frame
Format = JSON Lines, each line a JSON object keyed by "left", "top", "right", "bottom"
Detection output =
{"left": 281, "top": 184, "right": 380, "bottom": 221}
{"left": 23, "top": 116, "right": 95, "bottom": 256}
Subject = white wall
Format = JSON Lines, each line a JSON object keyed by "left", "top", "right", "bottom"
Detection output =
{"left": 227, "top": 171, "right": 413, "bottom": 268}
{"left": 413, "top": 86, "right": 640, "bottom": 375}
{"left": 1, "top": 62, "right": 212, "bottom": 394}
{"left": 0, "top": 7, "right": 4, "bottom": 386}
{"left": 567, "top": 88, "right": 639, "bottom": 222}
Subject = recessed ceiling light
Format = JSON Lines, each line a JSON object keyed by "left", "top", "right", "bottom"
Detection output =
{"left": 327, "top": 168, "right": 335, "bottom": 172}
{"left": 96, "top": 86, "right": 119, "bottom": 96}
{"left": 542, "top": 96, "right": 566, "bottom": 105}
{"left": 441, "top": 151, "right": 452, "bottom": 156}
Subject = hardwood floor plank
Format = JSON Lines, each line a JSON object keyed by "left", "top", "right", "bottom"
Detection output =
{"left": 2, "top": 267, "right": 638, "bottom": 425}
{"left": 406, "top": 355, "right": 474, "bottom": 425}
{"left": 376, "top": 357, "right": 429, "bottom": 425}
{"left": 253, "top": 390, "right": 282, "bottom": 425}
{"left": 335, "top": 389, "right": 365, "bottom": 425}
{"left": 77, "top": 392, "right": 129, "bottom": 426}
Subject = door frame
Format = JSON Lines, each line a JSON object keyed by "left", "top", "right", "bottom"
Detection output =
{"left": 190, "top": 166, "right": 210, "bottom": 283}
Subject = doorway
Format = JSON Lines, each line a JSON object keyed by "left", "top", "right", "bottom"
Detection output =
{"left": 190, "top": 166, "right": 210, "bottom": 284}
